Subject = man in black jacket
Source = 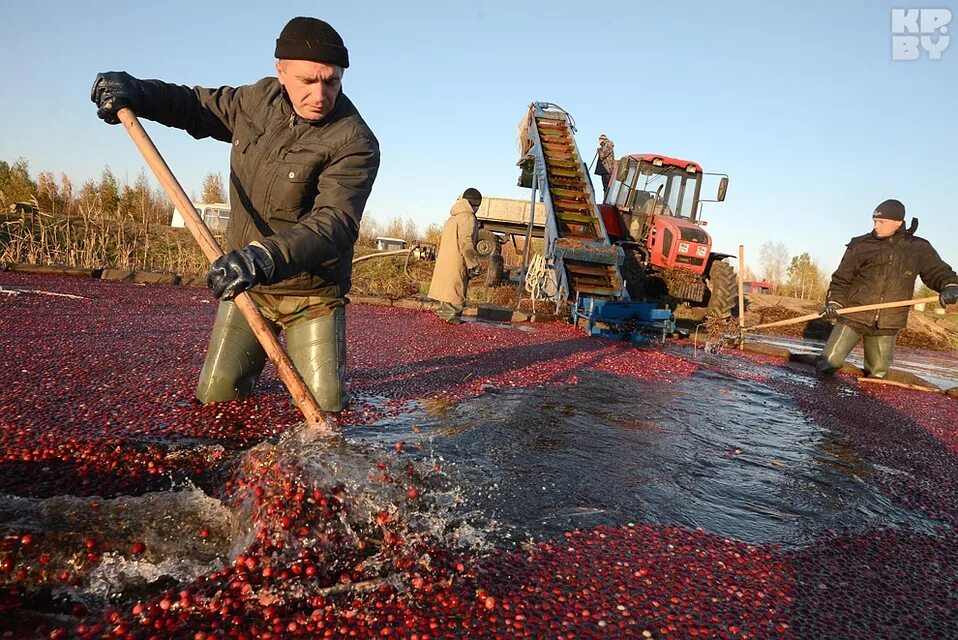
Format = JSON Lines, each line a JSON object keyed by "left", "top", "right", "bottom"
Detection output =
{"left": 817, "top": 199, "right": 958, "bottom": 378}
{"left": 91, "top": 17, "right": 380, "bottom": 411}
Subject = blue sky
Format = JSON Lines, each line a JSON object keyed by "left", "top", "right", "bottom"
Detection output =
{"left": 1, "top": 0, "right": 955, "bottom": 277}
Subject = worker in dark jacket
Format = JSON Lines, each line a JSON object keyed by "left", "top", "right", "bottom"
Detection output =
{"left": 817, "top": 199, "right": 958, "bottom": 378}
{"left": 91, "top": 17, "right": 380, "bottom": 411}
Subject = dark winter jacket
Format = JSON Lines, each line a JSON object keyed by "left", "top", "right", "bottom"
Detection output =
{"left": 136, "top": 77, "right": 380, "bottom": 297}
{"left": 826, "top": 227, "right": 958, "bottom": 329}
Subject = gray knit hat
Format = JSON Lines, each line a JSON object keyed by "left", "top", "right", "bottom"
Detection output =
{"left": 872, "top": 199, "right": 905, "bottom": 221}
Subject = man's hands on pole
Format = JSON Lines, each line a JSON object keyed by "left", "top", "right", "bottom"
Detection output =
{"left": 207, "top": 244, "right": 277, "bottom": 300}
{"left": 821, "top": 301, "right": 843, "bottom": 320}
{"left": 91, "top": 72, "right": 145, "bottom": 125}
{"left": 940, "top": 284, "right": 958, "bottom": 306}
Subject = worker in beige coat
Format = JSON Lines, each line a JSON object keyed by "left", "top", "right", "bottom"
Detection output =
{"left": 428, "top": 188, "right": 483, "bottom": 323}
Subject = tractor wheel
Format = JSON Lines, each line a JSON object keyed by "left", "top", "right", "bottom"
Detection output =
{"left": 704, "top": 259, "right": 737, "bottom": 318}
{"left": 621, "top": 248, "right": 645, "bottom": 300}
{"left": 476, "top": 230, "right": 498, "bottom": 258}
{"left": 621, "top": 248, "right": 667, "bottom": 301}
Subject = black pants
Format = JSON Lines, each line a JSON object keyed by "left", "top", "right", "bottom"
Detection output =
{"left": 596, "top": 169, "right": 610, "bottom": 197}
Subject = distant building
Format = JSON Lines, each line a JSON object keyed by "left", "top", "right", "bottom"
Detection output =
{"left": 743, "top": 280, "right": 772, "bottom": 294}
{"left": 375, "top": 237, "right": 407, "bottom": 251}
{"left": 171, "top": 202, "right": 231, "bottom": 233}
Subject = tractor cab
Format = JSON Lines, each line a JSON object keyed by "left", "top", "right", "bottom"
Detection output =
{"left": 606, "top": 154, "right": 704, "bottom": 222}
{"left": 598, "top": 154, "right": 728, "bottom": 276}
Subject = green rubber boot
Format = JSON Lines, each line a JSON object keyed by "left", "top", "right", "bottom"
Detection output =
{"left": 436, "top": 302, "right": 462, "bottom": 324}
{"left": 195, "top": 301, "right": 276, "bottom": 403}
{"left": 862, "top": 334, "right": 896, "bottom": 379}
{"left": 816, "top": 322, "right": 862, "bottom": 375}
{"left": 285, "top": 306, "right": 347, "bottom": 412}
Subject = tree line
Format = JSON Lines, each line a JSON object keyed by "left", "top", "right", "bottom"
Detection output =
{"left": 2, "top": 157, "right": 834, "bottom": 297}
{"left": 757, "top": 241, "right": 831, "bottom": 301}
{"left": 1, "top": 158, "right": 452, "bottom": 272}
{"left": 1, "top": 157, "right": 173, "bottom": 225}
{"left": 0, "top": 158, "right": 222, "bottom": 274}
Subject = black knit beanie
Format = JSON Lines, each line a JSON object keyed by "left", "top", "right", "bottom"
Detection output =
{"left": 462, "top": 188, "right": 482, "bottom": 207}
{"left": 275, "top": 17, "right": 349, "bottom": 68}
{"left": 872, "top": 199, "right": 905, "bottom": 221}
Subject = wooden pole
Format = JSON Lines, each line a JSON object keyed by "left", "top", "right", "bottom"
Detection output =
{"left": 858, "top": 377, "right": 942, "bottom": 393}
{"left": 745, "top": 296, "right": 939, "bottom": 332}
{"left": 117, "top": 108, "right": 334, "bottom": 434}
{"left": 737, "top": 245, "right": 746, "bottom": 350}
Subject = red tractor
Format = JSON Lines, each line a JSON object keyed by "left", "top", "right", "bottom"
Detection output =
{"left": 597, "top": 153, "right": 736, "bottom": 318}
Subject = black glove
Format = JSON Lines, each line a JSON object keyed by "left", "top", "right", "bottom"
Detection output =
{"left": 90, "top": 71, "right": 145, "bottom": 124}
{"left": 940, "top": 284, "right": 958, "bottom": 306}
{"left": 206, "top": 245, "right": 276, "bottom": 301}
{"left": 468, "top": 265, "right": 482, "bottom": 278}
{"left": 822, "top": 301, "right": 843, "bottom": 320}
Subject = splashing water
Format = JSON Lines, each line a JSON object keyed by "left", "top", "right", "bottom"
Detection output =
{"left": 0, "top": 425, "right": 496, "bottom": 618}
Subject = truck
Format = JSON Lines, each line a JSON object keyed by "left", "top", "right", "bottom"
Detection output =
{"left": 474, "top": 197, "right": 546, "bottom": 257}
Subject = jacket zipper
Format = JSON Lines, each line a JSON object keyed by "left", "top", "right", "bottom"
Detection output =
{"left": 875, "top": 235, "right": 896, "bottom": 325}
{"left": 255, "top": 107, "right": 298, "bottom": 217}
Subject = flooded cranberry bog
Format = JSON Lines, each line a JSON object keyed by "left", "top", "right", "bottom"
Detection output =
{"left": 1, "top": 271, "right": 957, "bottom": 640}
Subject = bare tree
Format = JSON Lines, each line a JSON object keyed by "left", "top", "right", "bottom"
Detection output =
{"left": 36, "top": 171, "right": 62, "bottom": 214}
{"left": 759, "top": 241, "right": 789, "bottom": 292}
{"left": 201, "top": 171, "right": 226, "bottom": 204}
{"left": 422, "top": 223, "right": 442, "bottom": 247}
{"left": 358, "top": 213, "right": 380, "bottom": 246}
{"left": 384, "top": 216, "right": 405, "bottom": 239}
{"left": 402, "top": 217, "right": 419, "bottom": 242}
{"left": 782, "top": 252, "right": 827, "bottom": 301}
{"left": 59, "top": 173, "right": 74, "bottom": 210}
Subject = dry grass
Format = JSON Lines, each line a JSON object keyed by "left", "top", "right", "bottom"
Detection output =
{"left": 483, "top": 285, "right": 520, "bottom": 307}
{"left": 350, "top": 248, "right": 431, "bottom": 298}
{"left": 351, "top": 248, "right": 533, "bottom": 309}
{"left": 1, "top": 199, "right": 208, "bottom": 276}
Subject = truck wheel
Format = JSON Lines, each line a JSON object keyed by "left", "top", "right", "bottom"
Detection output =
{"left": 486, "top": 253, "right": 505, "bottom": 287}
{"left": 476, "top": 230, "right": 497, "bottom": 258}
{"left": 704, "top": 259, "right": 737, "bottom": 318}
